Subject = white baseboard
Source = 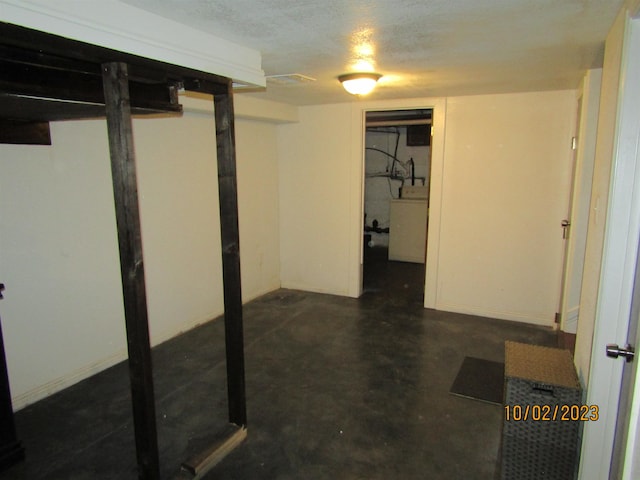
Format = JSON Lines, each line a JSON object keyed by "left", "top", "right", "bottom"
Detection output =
{"left": 12, "top": 286, "right": 282, "bottom": 411}
{"left": 435, "top": 301, "right": 555, "bottom": 327}
{"left": 279, "top": 281, "right": 349, "bottom": 298}
{"left": 12, "top": 350, "right": 127, "bottom": 411}
{"left": 562, "top": 306, "right": 579, "bottom": 334}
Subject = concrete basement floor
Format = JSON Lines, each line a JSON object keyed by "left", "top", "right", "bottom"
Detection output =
{"left": 1, "top": 247, "right": 558, "bottom": 479}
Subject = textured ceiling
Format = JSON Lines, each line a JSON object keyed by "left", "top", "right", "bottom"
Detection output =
{"left": 122, "top": 0, "right": 622, "bottom": 105}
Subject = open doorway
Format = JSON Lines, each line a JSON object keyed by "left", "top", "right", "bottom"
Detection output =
{"left": 362, "top": 109, "right": 433, "bottom": 304}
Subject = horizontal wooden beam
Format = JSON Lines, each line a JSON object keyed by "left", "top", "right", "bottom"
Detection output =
{"left": 0, "top": 60, "right": 183, "bottom": 121}
{"left": 182, "top": 78, "right": 228, "bottom": 96}
{"left": 180, "top": 424, "right": 247, "bottom": 478}
{"left": 0, "top": 119, "right": 50, "bottom": 145}
{"left": 0, "top": 22, "right": 230, "bottom": 94}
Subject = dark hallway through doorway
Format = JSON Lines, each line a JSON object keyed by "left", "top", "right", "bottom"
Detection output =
{"left": 362, "top": 245, "right": 426, "bottom": 306}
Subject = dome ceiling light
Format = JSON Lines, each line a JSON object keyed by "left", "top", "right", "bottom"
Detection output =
{"left": 338, "top": 72, "right": 382, "bottom": 95}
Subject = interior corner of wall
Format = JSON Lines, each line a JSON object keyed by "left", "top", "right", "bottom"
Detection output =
{"left": 233, "top": 95, "right": 299, "bottom": 124}
{"left": 626, "top": 0, "right": 640, "bottom": 18}
{"left": 12, "top": 349, "right": 128, "bottom": 411}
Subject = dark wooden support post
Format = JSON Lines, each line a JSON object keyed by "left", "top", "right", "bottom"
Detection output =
{"left": 214, "top": 81, "right": 247, "bottom": 428}
{"left": 0, "top": 284, "right": 25, "bottom": 472}
{"left": 180, "top": 81, "right": 247, "bottom": 478}
{"left": 180, "top": 78, "right": 247, "bottom": 480}
{"left": 102, "top": 62, "right": 160, "bottom": 480}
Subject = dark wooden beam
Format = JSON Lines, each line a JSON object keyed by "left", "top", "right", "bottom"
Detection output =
{"left": 183, "top": 78, "right": 229, "bottom": 96}
{"left": 179, "top": 76, "right": 247, "bottom": 480}
{"left": 0, "top": 59, "right": 103, "bottom": 102}
{"left": 1, "top": 22, "right": 230, "bottom": 94}
{"left": 0, "top": 59, "right": 182, "bottom": 108}
{"left": 0, "top": 284, "right": 25, "bottom": 473}
{"left": 0, "top": 59, "right": 183, "bottom": 121}
{"left": 102, "top": 62, "right": 160, "bottom": 480}
{"left": 0, "top": 119, "right": 50, "bottom": 145}
{"left": 214, "top": 82, "right": 247, "bottom": 427}
{"left": 0, "top": 44, "right": 100, "bottom": 76}
{"left": 180, "top": 423, "right": 246, "bottom": 478}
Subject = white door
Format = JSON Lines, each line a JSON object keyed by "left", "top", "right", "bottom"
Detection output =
{"left": 609, "top": 268, "right": 640, "bottom": 479}
{"left": 608, "top": 13, "right": 640, "bottom": 478}
{"left": 557, "top": 100, "right": 580, "bottom": 332}
{"left": 579, "top": 13, "right": 640, "bottom": 480}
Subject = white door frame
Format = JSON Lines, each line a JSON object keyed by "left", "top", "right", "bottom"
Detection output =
{"left": 349, "top": 97, "right": 447, "bottom": 304}
{"left": 579, "top": 12, "right": 640, "bottom": 479}
{"left": 559, "top": 70, "right": 602, "bottom": 334}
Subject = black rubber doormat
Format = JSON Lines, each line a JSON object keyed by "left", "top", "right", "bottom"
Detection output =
{"left": 449, "top": 357, "right": 505, "bottom": 405}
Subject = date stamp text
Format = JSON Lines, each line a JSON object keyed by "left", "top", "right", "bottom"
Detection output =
{"left": 504, "top": 404, "right": 599, "bottom": 422}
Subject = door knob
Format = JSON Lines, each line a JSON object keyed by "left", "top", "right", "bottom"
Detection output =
{"left": 561, "top": 220, "right": 571, "bottom": 239}
{"left": 606, "top": 344, "right": 635, "bottom": 362}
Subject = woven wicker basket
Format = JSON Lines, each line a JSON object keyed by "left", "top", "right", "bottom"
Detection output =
{"left": 500, "top": 341, "right": 581, "bottom": 480}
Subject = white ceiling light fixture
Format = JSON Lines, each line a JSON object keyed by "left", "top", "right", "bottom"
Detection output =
{"left": 338, "top": 72, "right": 382, "bottom": 95}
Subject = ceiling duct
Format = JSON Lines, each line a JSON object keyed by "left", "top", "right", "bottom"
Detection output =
{"left": 266, "top": 73, "right": 316, "bottom": 85}
{"left": 366, "top": 109, "right": 432, "bottom": 127}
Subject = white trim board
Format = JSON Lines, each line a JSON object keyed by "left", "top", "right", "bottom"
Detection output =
{"left": 435, "top": 301, "right": 556, "bottom": 327}
{"left": 11, "top": 349, "right": 127, "bottom": 411}
{"left": 563, "top": 306, "right": 580, "bottom": 334}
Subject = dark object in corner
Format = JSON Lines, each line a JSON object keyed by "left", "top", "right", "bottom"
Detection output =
{"left": 0, "top": 284, "right": 26, "bottom": 472}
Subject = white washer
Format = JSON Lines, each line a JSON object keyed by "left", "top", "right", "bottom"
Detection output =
{"left": 388, "top": 198, "right": 428, "bottom": 263}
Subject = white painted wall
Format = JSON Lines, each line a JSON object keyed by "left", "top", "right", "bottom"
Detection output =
{"left": 278, "top": 98, "right": 444, "bottom": 300}
{"left": 278, "top": 92, "right": 576, "bottom": 326}
{"left": 235, "top": 117, "right": 282, "bottom": 299}
{"left": 559, "top": 69, "right": 602, "bottom": 336}
{"left": 0, "top": 95, "right": 283, "bottom": 409}
{"left": 0, "top": 121, "right": 126, "bottom": 407}
{"left": 436, "top": 91, "right": 576, "bottom": 325}
{"left": 278, "top": 103, "right": 356, "bottom": 296}
{"left": 574, "top": 8, "right": 627, "bottom": 387}
{"left": 132, "top": 112, "right": 224, "bottom": 346}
